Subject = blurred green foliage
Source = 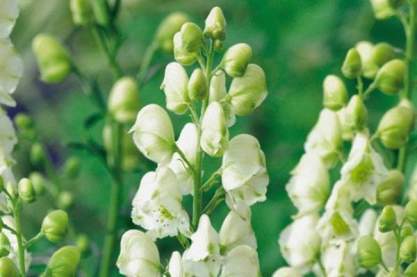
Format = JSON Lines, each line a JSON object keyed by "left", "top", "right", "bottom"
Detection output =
{"left": 9, "top": 0, "right": 417, "bottom": 275}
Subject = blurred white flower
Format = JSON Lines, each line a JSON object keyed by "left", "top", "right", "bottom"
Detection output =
{"left": 0, "top": 0, "right": 18, "bottom": 38}
{"left": 0, "top": 38, "right": 23, "bottom": 106}
{"left": 201, "top": 101, "right": 229, "bottom": 157}
{"left": 321, "top": 240, "right": 355, "bottom": 277}
{"left": 131, "top": 167, "right": 190, "bottom": 239}
{"left": 161, "top": 62, "right": 190, "bottom": 114}
{"left": 219, "top": 245, "right": 260, "bottom": 277}
{"left": 359, "top": 209, "right": 378, "bottom": 236}
{"left": 0, "top": 108, "right": 16, "bottom": 171}
{"left": 272, "top": 267, "right": 302, "bottom": 277}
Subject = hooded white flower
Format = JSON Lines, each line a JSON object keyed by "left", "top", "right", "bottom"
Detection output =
{"left": 168, "top": 251, "right": 183, "bottom": 277}
{"left": 0, "top": 108, "right": 16, "bottom": 171}
{"left": 116, "top": 230, "right": 160, "bottom": 277}
{"left": 0, "top": 0, "right": 18, "bottom": 39}
{"left": 168, "top": 123, "right": 198, "bottom": 195}
{"left": 305, "top": 109, "right": 342, "bottom": 167}
{"left": 272, "top": 267, "right": 302, "bottom": 277}
{"left": 341, "top": 132, "right": 388, "bottom": 204}
{"left": 160, "top": 62, "right": 190, "bottom": 114}
{"left": 219, "top": 245, "right": 260, "bottom": 277}
{"left": 0, "top": 38, "right": 23, "bottom": 106}
{"left": 200, "top": 101, "right": 229, "bottom": 157}
{"left": 131, "top": 167, "right": 190, "bottom": 239}
{"left": 130, "top": 104, "right": 175, "bottom": 164}
{"left": 219, "top": 210, "right": 257, "bottom": 253}
{"left": 2, "top": 216, "right": 31, "bottom": 271}
{"left": 279, "top": 214, "right": 321, "bottom": 272}
{"left": 286, "top": 153, "right": 329, "bottom": 215}
{"left": 359, "top": 209, "right": 378, "bottom": 236}
{"left": 321, "top": 240, "right": 355, "bottom": 277}
{"left": 222, "top": 134, "right": 269, "bottom": 213}
{"left": 209, "top": 70, "right": 235, "bottom": 127}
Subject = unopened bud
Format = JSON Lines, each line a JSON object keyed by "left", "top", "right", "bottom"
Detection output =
{"left": 400, "top": 236, "right": 417, "bottom": 263}
{"left": 5, "top": 182, "right": 16, "bottom": 199}
{"left": 70, "top": 0, "right": 93, "bottom": 26}
{"left": 76, "top": 234, "right": 90, "bottom": 253}
{"left": 57, "top": 191, "right": 74, "bottom": 210}
{"left": 188, "top": 68, "right": 207, "bottom": 100}
{"left": 204, "top": 6, "right": 226, "bottom": 40}
{"left": 322, "top": 75, "right": 348, "bottom": 110}
{"left": 345, "top": 95, "right": 367, "bottom": 132}
{"left": 30, "top": 143, "right": 46, "bottom": 168}
{"left": 356, "top": 41, "right": 376, "bottom": 79}
{"left": 155, "top": 12, "right": 189, "bottom": 53}
{"left": 375, "top": 59, "right": 406, "bottom": 95}
{"left": 377, "top": 170, "right": 404, "bottom": 205}
{"left": 173, "top": 22, "right": 203, "bottom": 65}
{"left": 341, "top": 48, "right": 362, "bottom": 79}
{"left": 161, "top": 62, "right": 190, "bottom": 114}
{"left": 223, "top": 43, "right": 252, "bottom": 77}
{"left": 0, "top": 257, "right": 19, "bottom": 277}
{"left": 201, "top": 102, "right": 229, "bottom": 157}
{"left": 14, "top": 113, "right": 34, "bottom": 132}
{"left": 405, "top": 261, "right": 417, "bottom": 276}
{"left": 214, "top": 39, "right": 224, "bottom": 52}
{"left": 377, "top": 100, "right": 414, "bottom": 149}
{"left": 378, "top": 206, "right": 397, "bottom": 232}
{"left": 91, "top": 0, "right": 110, "bottom": 26}
{"left": 108, "top": 77, "right": 140, "bottom": 124}
{"left": 358, "top": 235, "right": 382, "bottom": 269}
{"left": 43, "top": 246, "right": 81, "bottom": 277}
{"left": 401, "top": 225, "right": 414, "bottom": 240}
{"left": 0, "top": 233, "right": 10, "bottom": 257}
{"left": 330, "top": 212, "right": 351, "bottom": 236}
{"left": 32, "top": 34, "right": 71, "bottom": 84}
{"left": 406, "top": 200, "right": 417, "bottom": 228}
{"left": 370, "top": 0, "right": 396, "bottom": 19}
{"left": 41, "top": 210, "right": 69, "bottom": 243}
{"left": 18, "top": 178, "right": 36, "bottom": 203}
{"left": 29, "top": 172, "right": 46, "bottom": 197}
{"left": 63, "top": 157, "right": 81, "bottom": 179}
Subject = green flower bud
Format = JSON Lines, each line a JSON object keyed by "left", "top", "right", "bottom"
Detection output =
{"left": 41, "top": 210, "right": 69, "bottom": 243}
{"left": 377, "top": 170, "right": 404, "bottom": 205}
{"left": 91, "top": 0, "right": 110, "bottom": 26}
{"left": 370, "top": 43, "right": 396, "bottom": 72}
{"left": 18, "top": 178, "right": 36, "bottom": 203}
{"left": 201, "top": 101, "right": 229, "bottom": 157}
{"left": 322, "top": 75, "right": 348, "bottom": 111}
{"left": 57, "top": 191, "right": 74, "bottom": 210}
{"left": 341, "top": 48, "right": 362, "bottom": 79}
{"left": 214, "top": 39, "right": 224, "bottom": 52}
{"left": 377, "top": 100, "right": 414, "bottom": 149}
{"left": 345, "top": 95, "right": 368, "bottom": 132}
{"left": 173, "top": 22, "right": 203, "bottom": 65}
{"left": 204, "top": 6, "right": 226, "bottom": 40}
{"left": 32, "top": 34, "right": 71, "bottom": 84}
{"left": 356, "top": 41, "right": 376, "bottom": 79}
{"left": 76, "top": 234, "right": 90, "bottom": 253}
{"left": 228, "top": 64, "right": 268, "bottom": 116}
{"left": 223, "top": 43, "right": 252, "bottom": 77}
{"left": 155, "top": 12, "right": 189, "bottom": 53}
{"left": 330, "top": 212, "right": 351, "bottom": 236}
{"left": 400, "top": 236, "right": 417, "bottom": 263}
{"left": 375, "top": 59, "right": 406, "bottom": 95}
{"left": 0, "top": 257, "right": 19, "bottom": 277}
{"left": 0, "top": 177, "right": 4, "bottom": 192}
{"left": 358, "top": 235, "right": 382, "bottom": 269}
{"left": 0, "top": 233, "right": 10, "bottom": 257}
{"left": 5, "top": 182, "right": 16, "bottom": 199}
{"left": 29, "top": 172, "right": 46, "bottom": 196}
{"left": 14, "top": 113, "right": 33, "bottom": 131}
{"left": 188, "top": 68, "right": 207, "bottom": 101}
{"left": 63, "top": 157, "right": 81, "bottom": 179}
{"left": 378, "top": 206, "right": 397, "bottom": 232}
{"left": 30, "top": 143, "right": 46, "bottom": 168}
{"left": 405, "top": 261, "right": 417, "bottom": 276}
{"left": 42, "top": 246, "right": 81, "bottom": 277}
{"left": 370, "top": 0, "right": 396, "bottom": 19}
{"left": 406, "top": 200, "right": 417, "bottom": 228}
{"left": 401, "top": 225, "right": 414, "bottom": 240}
{"left": 70, "top": 0, "right": 93, "bottom": 26}
{"left": 108, "top": 77, "right": 140, "bottom": 124}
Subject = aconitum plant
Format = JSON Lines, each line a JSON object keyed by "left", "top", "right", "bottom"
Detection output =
{"left": 116, "top": 7, "right": 269, "bottom": 277}
{"left": 275, "top": 0, "right": 417, "bottom": 276}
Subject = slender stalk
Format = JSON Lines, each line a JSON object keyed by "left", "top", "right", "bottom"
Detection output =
{"left": 13, "top": 200, "right": 26, "bottom": 276}
{"left": 137, "top": 41, "right": 158, "bottom": 86}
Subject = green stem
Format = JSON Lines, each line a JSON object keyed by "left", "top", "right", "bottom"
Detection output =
{"left": 24, "top": 232, "right": 43, "bottom": 249}
{"left": 13, "top": 200, "right": 26, "bottom": 277}
{"left": 137, "top": 41, "right": 158, "bottom": 86}
{"left": 192, "top": 129, "right": 203, "bottom": 228}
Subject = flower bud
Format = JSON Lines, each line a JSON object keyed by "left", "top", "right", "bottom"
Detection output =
{"left": 405, "top": 261, "right": 417, "bottom": 276}
{"left": 32, "top": 34, "right": 71, "bottom": 83}
{"left": 204, "top": 7, "right": 226, "bottom": 40}
{"left": 63, "top": 157, "right": 81, "bottom": 179}
{"left": 406, "top": 200, "right": 417, "bottom": 228}
{"left": 322, "top": 75, "right": 348, "bottom": 110}
{"left": 108, "top": 77, "right": 140, "bottom": 124}
{"left": 18, "top": 178, "right": 35, "bottom": 203}
{"left": 401, "top": 225, "right": 414, "bottom": 240}
{"left": 214, "top": 39, "right": 224, "bottom": 52}
{"left": 341, "top": 48, "right": 362, "bottom": 79}
{"left": 345, "top": 95, "right": 368, "bottom": 132}
{"left": 30, "top": 143, "right": 46, "bottom": 168}
{"left": 14, "top": 113, "right": 34, "bottom": 132}
{"left": 400, "top": 236, "right": 417, "bottom": 263}
{"left": 375, "top": 59, "right": 406, "bottom": 95}
{"left": 228, "top": 64, "right": 267, "bottom": 116}
{"left": 57, "top": 191, "right": 74, "bottom": 210}
{"left": 130, "top": 104, "right": 175, "bottom": 164}
{"left": 76, "top": 234, "right": 90, "bottom": 253}
{"left": 209, "top": 71, "right": 236, "bottom": 127}
{"left": 173, "top": 22, "right": 203, "bottom": 65}
{"left": 378, "top": 206, "right": 397, "bottom": 232}
{"left": 0, "top": 257, "right": 19, "bottom": 277}
{"left": 161, "top": 62, "right": 190, "bottom": 114}
{"left": 41, "top": 210, "right": 69, "bottom": 243}
{"left": 223, "top": 43, "right": 252, "bottom": 77}
{"left": 155, "top": 12, "right": 188, "bottom": 53}
{"left": 377, "top": 100, "right": 414, "bottom": 149}
{"left": 5, "top": 182, "right": 16, "bottom": 199}
{"left": 188, "top": 68, "right": 207, "bottom": 101}
{"left": 70, "top": 0, "right": 93, "bottom": 26}
{"left": 29, "top": 172, "right": 46, "bottom": 196}
{"left": 377, "top": 170, "right": 403, "bottom": 205}
{"left": 201, "top": 102, "right": 229, "bottom": 157}
{"left": 0, "top": 233, "right": 10, "bottom": 257}
{"left": 91, "top": 0, "right": 110, "bottom": 26}
{"left": 43, "top": 246, "right": 81, "bottom": 277}
{"left": 356, "top": 41, "right": 377, "bottom": 79}
{"left": 370, "top": 0, "right": 396, "bottom": 19}
{"left": 357, "top": 235, "right": 382, "bottom": 269}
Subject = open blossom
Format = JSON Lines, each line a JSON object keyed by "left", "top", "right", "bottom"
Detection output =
{"left": 320, "top": 240, "right": 355, "bottom": 277}
{"left": 219, "top": 245, "right": 260, "bottom": 277}
{"left": 286, "top": 153, "right": 329, "bottom": 215}
{"left": 0, "top": 39, "right": 23, "bottom": 107}
{"left": 161, "top": 62, "right": 190, "bottom": 114}
{"left": 208, "top": 70, "right": 235, "bottom": 127}
{"left": 279, "top": 214, "right": 321, "bottom": 272}
{"left": 358, "top": 209, "right": 378, "bottom": 236}
{"left": 116, "top": 230, "right": 160, "bottom": 277}
{"left": 131, "top": 167, "right": 190, "bottom": 239}
{"left": 222, "top": 134, "right": 269, "bottom": 214}
{"left": 0, "top": 0, "right": 19, "bottom": 38}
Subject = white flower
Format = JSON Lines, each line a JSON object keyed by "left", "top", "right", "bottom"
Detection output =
{"left": 219, "top": 245, "right": 260, "bottom": 277}
{"left": 168, "top": 123, "right": 198, "bottom": 195}
{"left": 116, "top": 230, "right": 160, "bottom": 277}
{"left": 2, "top": 216, "right": 31, "bottom": 271}
{"left": 286, "top": 153, "right": 329, "bottom": 215}
{"left": 279, "top": 214, "right": 321, "bottom": 272}
{"left": 305, "top": 109, "right": 342, "bottom": 167}
{"left": 341, "top": 132, "right": 388, "bottom": 204}
{"left": 359, "top": 209, "right": 378, "bottom": 236}
{"left": 201, "top": 101, "right": 229, "bottom": 157}
{"left": 131, "top": 167, "right": 190, "bottom": 239}
{"left": 209, "top": 70, "right": 235, "bottom": 127}
{"left": 160, "top": 62, "right": 190, "bottom": 114}
{"left": 219, "top": 210, "right": 257, "bottom": 253}
{"left": 130, "top": 104, "right": 175, "bottom": 164}
{"left": 167, "top": 251, "right": 183, "bottom": 277}
{"left": 0, "top": 38, "right": 23, "bottom": 106}
{"left": 0, "top": 0, "right": 18, "bottom": 38}
{"left": 0, "top": 108, "right": 16, "bottom": 171}
{"left": 321, "top": 240, "right": 355, "bottom": 277}
{"left": 272, "top": 267, "right": 302, "bottom": 277}
{"left": 222, "top": 134, "right": 269, "bottom": 212}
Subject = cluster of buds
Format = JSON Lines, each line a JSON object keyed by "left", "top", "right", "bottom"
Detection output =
{"left": 275, "top": 0, "right": 417, "bottom": 276}
{"left": 117, "top": 6, "right": 269, "bottom": 276}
